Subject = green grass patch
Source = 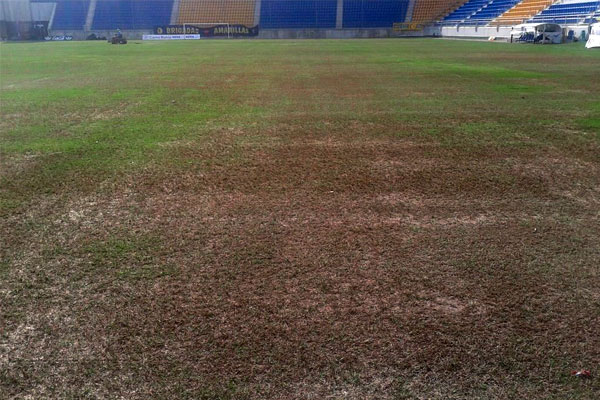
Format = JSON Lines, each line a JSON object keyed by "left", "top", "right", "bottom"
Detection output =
{"left": 84, "top": 234, "right": 159, "bottom": 266}
{"left": 81, "top": 234, "right": 178, "bottom": 281}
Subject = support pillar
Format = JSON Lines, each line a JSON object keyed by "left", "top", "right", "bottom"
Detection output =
{"left": 254, "top": 0, "right": 262, "bottom": 27}
{"left": 336, "top": 0, "right": 344, "bottom": 29}
{"left": 405, "top": 0, "right": 417, "bottom": 22}
{"left": 170, "top": 0, "right": 180, "bottom": 25}
{"left": 84, "top": 0, "right": 96, "bottom": 31}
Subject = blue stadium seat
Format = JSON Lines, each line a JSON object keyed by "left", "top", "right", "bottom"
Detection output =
{"left": 342, "top": 0, "right": 409, "bottom": 28}
{"left": 468, "top": 0, "right": 521, "bottom": 21}
{"left": 92, "top": 0, "right": 174, "bottom": 30}
{"left": 443, "top": 0, "right": 491, "bottom": 22}
{"left": 528, "top": 1, "right": 600, "bottom": 24}
{"left": 443, "top": 0, "right": 521, "bottom": 24}
{"left": 47, "top": 0, "right": 91, "bottom": 30}
{"left": 259, "top": 0, "right": 337, "bottom": 29}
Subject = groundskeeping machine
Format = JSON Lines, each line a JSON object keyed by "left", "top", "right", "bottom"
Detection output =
{"left": 586, "top": 23, "right": 600, "bottom": 49}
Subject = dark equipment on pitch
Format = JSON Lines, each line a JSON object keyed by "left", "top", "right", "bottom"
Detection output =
{"left": 87, "top": 33, "right": 107, "bottom": 41}
{"left": 110, "top": 36, "right": 127, "bottom": 44}
{"left": 109, "top": 29, "right": 127, "bottom": 44}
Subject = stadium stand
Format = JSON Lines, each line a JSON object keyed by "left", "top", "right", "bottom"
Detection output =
{"left": 469, "top": 0, "right": 522, "bottom": 21}
{"left": 41, "top": 0, "right": 90, "bottom": 30}
{"left": 442, "top": 0, "right": 521, "bottom": 23}
{"left": 410, "top": 0, "right": 469, "bottom": 24}
{"left": 442, "top": 0, "right": 491, "bottom": 21}
{"left": 493, "top": 0, "right": 556, "bottom": 25}
{"left": 342, "top": 0, "right": 409, "bottom": 28}
{"left": 528, "top": 0, "right": 600, "bottom": 24}
{"left": 32, "top": 0, "right": 600, "bottom": 37}
{"left": 92, "top": 0, "right": 174, "bottom": 30}
{"left": 259, "top": 0, "right": 337, "bottom": 29}
{"left": 177, "top": 0, "right": 256, "bottom": 25}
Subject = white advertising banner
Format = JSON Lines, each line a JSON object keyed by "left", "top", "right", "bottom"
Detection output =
{"left": 142, "top": 34, "right": 201, "bottom": 40}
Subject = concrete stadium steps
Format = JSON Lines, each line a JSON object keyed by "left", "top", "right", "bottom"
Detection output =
{"left": 177, "top": 0, "right": 256, "bottom": 25}
{"left": 492, "top": 0, "right": 556, "bottom": 26}
{"left": 442, "top": 0, "right": 492, "bottom": 22}
{"left": 442, "top": 0, "right": 522, "bottom": 24}
{"left": 467, "top": 0, "right": 522, "bottom": 22}
{"left": 410, "top": 0, "right": 469, "bottom": 23}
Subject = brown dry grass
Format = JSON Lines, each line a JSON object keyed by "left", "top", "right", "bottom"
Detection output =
{"left": 3, "top": 135, "right": 599, "bottom": 399}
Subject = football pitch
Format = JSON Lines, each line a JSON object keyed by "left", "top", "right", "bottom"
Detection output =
{"left": 1, "top": 38, "right": 599, "bottom": 399}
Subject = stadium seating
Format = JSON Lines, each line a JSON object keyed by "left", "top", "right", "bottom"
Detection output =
{"left": 47, "top": 0, "right": 91, "bottom": 30}
{"left": 342, "top": 0, "right": 409, "bottom": 28}
{"left": 493, "top": 0, "right": 556, "bottom": 26}
{"left": 442, "top": 0, "right": 521, "bottom": 23}
{"left": 410, "top": 0, "right": 470, "bottom": 24}
{"left": 44, "top": 0, "right": 600, "bottom": 34}
{"left": 92, "top": 0, "right": 174, "bottom": 30}
{"left": 467, "top": 0, "right": 522, "bottom": 21}
{"left": 259, "top": 0, "right": 337, "bottom": 29}
{"left": 442, "top": 0, "right": 491, "bottom": 21}
{"left": 177, "top": 0, "right": 256, "bottom": 25}
{"left": 528, "top": 0, "right": 600, "bottom": 23}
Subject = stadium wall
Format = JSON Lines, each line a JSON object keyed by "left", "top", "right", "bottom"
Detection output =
{"left": 1, "top": 0, "right": 36, "bottom": 40}
{"left": 438, "top": 24, "right": 513, "bottom": 38}
{"left": 47, "top": 26, "right": 428, "bottom": 40}
{"left": 1, "top": 0, "right": 32, "bottom": 21}
{"left": 258, "top": 27, "right": 425, "bottom": 37}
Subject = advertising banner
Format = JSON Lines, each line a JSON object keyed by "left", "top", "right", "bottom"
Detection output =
{"left": 154, "top": 25, "right": 259, "bottom": 37}
{"left": 142, "top": 34, "right": 201, "bottom": 40}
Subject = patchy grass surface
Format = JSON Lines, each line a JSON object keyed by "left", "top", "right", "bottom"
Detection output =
{"left": 1, "top": 38, "right": 599, "bottom": 399}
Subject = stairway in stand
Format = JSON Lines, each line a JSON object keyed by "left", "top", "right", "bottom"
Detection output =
{"left": 492, "top": 0, "right": 556, "bottom": 25}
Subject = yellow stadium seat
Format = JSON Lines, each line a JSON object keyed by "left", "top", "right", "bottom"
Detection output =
{"left": 411, "top": 0, "right": 470, "bottom": 24}
{"left": 492, "top": 0, "right": 557, "bottom": 25}
{"left": 177, "top": 0, "right": 256, "bottom": 26}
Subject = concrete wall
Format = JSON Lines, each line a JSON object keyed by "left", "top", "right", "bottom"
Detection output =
{"left": 0, "top": 0, "right": 31, "bottom": 22}
{"left": 436, "top": 23, "right": 592, "bottom": 40}
{"left": 48, "top": 29, "right": 145, "bottom": 40}
{"left": 30, "top": 2, "right": 54, "bottom": 21}
{"left": 438, "top": 25, "right": 513, "bottom": 39}
{"left": 50, "top": 27, "right": 429, "bottom": 40}
{"left": 48, "top": 25, "right": 593, "bottom": 41}
{"left": 258, "top": 28, "right": 414, "bottom": 39}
